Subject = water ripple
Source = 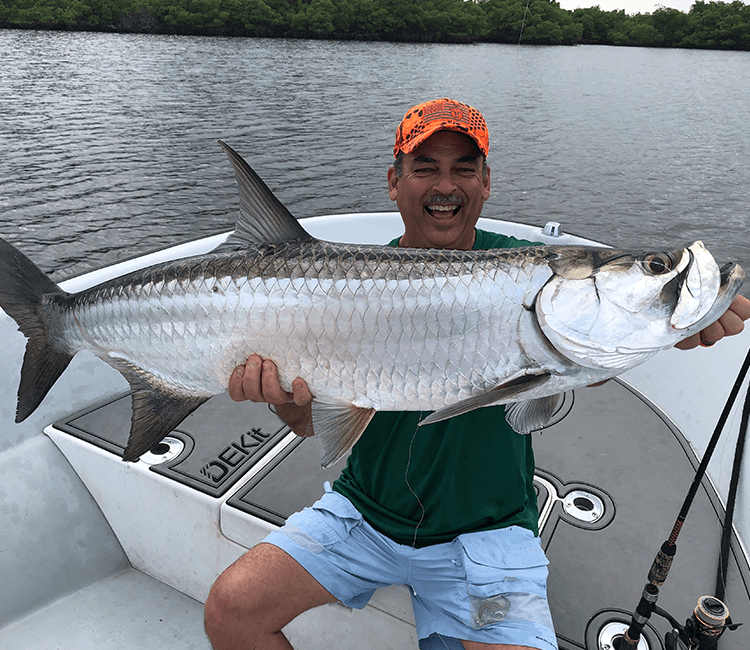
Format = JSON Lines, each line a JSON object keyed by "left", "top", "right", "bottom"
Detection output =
{"left": 0, "top": 31, "right": 747, "bottom": 297}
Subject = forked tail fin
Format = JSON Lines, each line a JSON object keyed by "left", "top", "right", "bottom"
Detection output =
{"left": 0, "top": 237, "right": 74, "bottom": 422}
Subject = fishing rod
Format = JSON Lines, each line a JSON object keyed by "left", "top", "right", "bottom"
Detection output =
{"left": 617, "top": 345, "right": 750, "bottom": 650}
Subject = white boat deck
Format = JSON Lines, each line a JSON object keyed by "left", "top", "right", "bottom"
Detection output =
{"left": 1, "top": 568, "right": 210, "bottom": 650}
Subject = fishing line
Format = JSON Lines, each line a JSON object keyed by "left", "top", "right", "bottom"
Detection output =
{"left": 518, "top": 0, "right": 531, "bottom": 44}
{"left": 405, "top": 412, "right": 428, "bottom": 548}
{"left": 403, "top": 416, "right": 454, "bottom": 650}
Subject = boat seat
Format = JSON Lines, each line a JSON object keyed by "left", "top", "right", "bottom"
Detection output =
{"left": 0, "top": 434, "right": 210, "bottom": 649}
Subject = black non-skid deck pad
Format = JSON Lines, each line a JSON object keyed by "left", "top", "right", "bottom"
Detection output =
{"left": 54, "top": 391, "right": 289, "bottom": 497}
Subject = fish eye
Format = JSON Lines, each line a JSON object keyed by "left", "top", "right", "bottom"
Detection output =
{"left": 643, "top": 253, "right": 673, "bottom": 275}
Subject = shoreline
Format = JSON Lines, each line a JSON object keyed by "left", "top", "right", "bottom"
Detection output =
{"left": 2, "top": 0, "right": 749, "bottom": 52}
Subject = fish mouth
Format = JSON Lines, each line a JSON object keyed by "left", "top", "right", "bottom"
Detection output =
{"left": 673, "top": 249, "right": 745, "bottom": 332}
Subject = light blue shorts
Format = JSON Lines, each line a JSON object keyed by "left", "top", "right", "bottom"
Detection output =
{"left": 263, "top": 484, "right": 558, "bottom": 650}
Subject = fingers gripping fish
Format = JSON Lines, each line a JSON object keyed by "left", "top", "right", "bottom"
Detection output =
{"left": 0, "top": 142, "right": 744, "bottom": 467}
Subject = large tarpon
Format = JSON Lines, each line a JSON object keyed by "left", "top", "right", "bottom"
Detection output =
{"left": 0, "top": 142, "right": 745, "bottom": 467}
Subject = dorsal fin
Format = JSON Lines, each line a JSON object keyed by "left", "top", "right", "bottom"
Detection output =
{"left": 217, "top": 140, "right": 313, "bottom": 250}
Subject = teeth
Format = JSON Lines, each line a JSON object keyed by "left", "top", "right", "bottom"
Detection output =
{"left": 427, "top": 205, "right": 456, "bottom": 212}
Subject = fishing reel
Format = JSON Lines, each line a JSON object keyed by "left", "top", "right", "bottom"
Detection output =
{"left": 663, "top": 596, "right": 741, "bottom": 650}
{"left": 589, "top": 595, "right": 741, "bottom": 650}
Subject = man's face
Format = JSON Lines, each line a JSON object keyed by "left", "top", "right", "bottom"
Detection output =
{"left": 387, "top": 130, "right": 491, "bottom": 250}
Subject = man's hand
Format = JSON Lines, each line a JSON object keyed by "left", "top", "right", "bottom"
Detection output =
{"left": 675, "top": 294, "right": 750, "bottom": 350}
{"left": 229, "top": 354, "right": 314, "bottom": 436}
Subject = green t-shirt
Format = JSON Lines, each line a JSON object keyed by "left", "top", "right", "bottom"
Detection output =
{"left": 332, "top": 228, "right": 540, "bottom": 547}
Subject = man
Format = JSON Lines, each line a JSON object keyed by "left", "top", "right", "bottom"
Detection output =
{"left": 204, "top": 99, "right": 750, "bottom": 650}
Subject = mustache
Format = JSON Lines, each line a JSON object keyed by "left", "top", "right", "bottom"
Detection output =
{"left": 425, "top": 194, "right": 464, "bottom": 204}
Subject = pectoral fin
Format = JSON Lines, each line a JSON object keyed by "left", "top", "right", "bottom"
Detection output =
{"left": 311, "top": 399, "right": 376, "bottom": 469}
{"left": 504, "top": 394, "right": 565, "bottom": 434}
{"left": 418, "top": 372, "right": 551, "bottom": 427}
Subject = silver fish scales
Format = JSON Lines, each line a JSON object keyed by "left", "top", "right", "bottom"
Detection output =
{"left": 0, "top": 142, "right": 744, "bottom": 467}
{"left": 63, "top": 242, "right": 558, "bottom": 414}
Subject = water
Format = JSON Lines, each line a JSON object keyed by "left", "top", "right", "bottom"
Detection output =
{"left": 0, "top": 30, "right": 748, "bottom": 298}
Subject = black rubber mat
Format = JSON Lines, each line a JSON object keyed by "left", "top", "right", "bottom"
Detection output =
{"left": 54, "top": 391, "right": 289, "bottom": 497}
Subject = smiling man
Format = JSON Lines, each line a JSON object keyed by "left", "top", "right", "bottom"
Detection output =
{"left": 388, "top": 107, "right": 490, "bottom": 250}
{"left": 204, "top": 98, "right": 749, "bottom": 650}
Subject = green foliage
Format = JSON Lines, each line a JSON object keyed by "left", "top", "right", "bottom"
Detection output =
{"left": 160, "top": 0, "right": 227, "bottom": 27}
{"left": 289, "top": 0, "right": 335, "bottom": 33}
{"left": 0, "top": 0, "right": 748, "bottom": 51}
{"left": 480, "top": 0, "right": 579, "bottom": 44}
{"left": 650, "top": 7, "right": 689, "bottom": 45}
{"left": 233, "top": 0, "right": 280, "bottom": 29}
{"left": 482, "top": 0, "right": 525, "bottom": 42}
{"left": 680, "top": 0, "right": 750, "bottom": 48}
{"left": 1, "top": 0, "right": 89, "bottom": 24}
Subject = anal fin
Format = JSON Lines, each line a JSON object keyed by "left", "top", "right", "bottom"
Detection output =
{"left": 107, "top": 357, "right": 210, "bottom": 462}
{"left": 124, "top": 388, "right": 209, "bottom": 462}
{"left": 311, "top": 399, "right": 375, "bottom": 469}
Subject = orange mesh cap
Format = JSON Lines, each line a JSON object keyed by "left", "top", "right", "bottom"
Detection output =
{"left": 393, "top": 98, "right": 489, "bottom": 158}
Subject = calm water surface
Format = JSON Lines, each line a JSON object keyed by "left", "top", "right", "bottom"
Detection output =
{"left": 0, "top": 30, "right": 747, "bottom": 297}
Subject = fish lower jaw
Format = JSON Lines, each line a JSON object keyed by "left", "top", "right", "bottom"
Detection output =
{"left": 720, "top": 262, "right": 745, "bottom": 288}
{"left": 675, "top": 263, "right": 745, "bottom": 334}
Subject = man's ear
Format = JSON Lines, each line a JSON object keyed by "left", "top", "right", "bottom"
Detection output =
{"left": 387, "top": 167, "right": 399, "bottom": 201}
{"left": 483, "top": 165, "right": 491, "bottom": 201}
